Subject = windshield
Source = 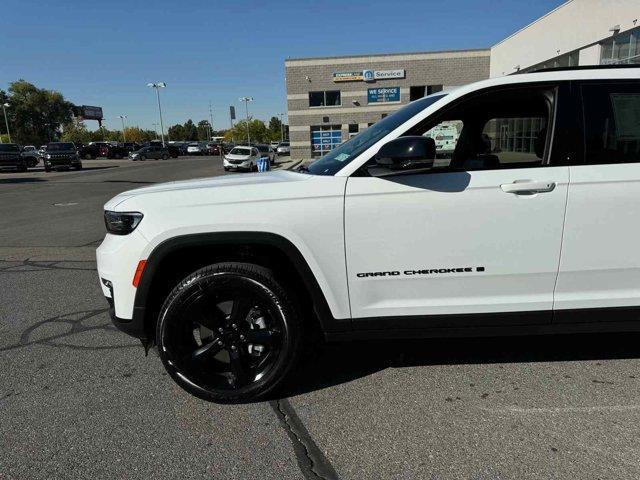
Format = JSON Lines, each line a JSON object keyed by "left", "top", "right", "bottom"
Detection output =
{"left": 279, "top": 142, "right": 289, "bottom": 146}
{"left": 0, "top": 144, "right": 19, "bottom": 152}
{"left": 230, "top": 147, "right": 251, "bottom": 156}
{"left": 256, "top": 146, "right": 268, "bottom": 152}
{"left": 47, "top": 143, "right": 75, "bottom": 151}
{"left": 307, "top": 94, "right": 447, "bottom": 175}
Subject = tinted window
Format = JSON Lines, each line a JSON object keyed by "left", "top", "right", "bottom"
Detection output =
{"left": 0, "top": 144, "right": 19, "bottom": 152}
{"left": 230, "top": 147, "right": 251, "bottom": 155}
{"left": 582, "top": 83, "right": 640, "bottom": 164}
{"left": 47, "top": 143, "right": 75, "bottom": 151}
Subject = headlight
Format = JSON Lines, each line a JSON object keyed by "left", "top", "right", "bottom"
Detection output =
{"left": 45, "top": 154, "right": 51, "bottom": 159}
{"left": 104, "top": 211, "right": 143, "bottom": 235}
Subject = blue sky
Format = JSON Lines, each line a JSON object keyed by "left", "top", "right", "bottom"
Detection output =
{"left": 0, "top": 0, "right": 563, "bottom": 131}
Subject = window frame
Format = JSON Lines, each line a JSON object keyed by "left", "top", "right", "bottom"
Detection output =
{"left": 308, "top": 90, "right": 342, "bottom": 108}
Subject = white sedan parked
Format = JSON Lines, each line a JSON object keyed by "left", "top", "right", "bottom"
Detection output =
{"left": 223, "top": 146, "right": 260, "bottom": 172}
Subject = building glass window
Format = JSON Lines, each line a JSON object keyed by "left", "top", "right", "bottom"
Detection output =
{"left": 311, "top": 125, "right": 342, "bottom": 157}
{"left": 600, "top": 27, "right": 640, "bottom": 65}
{"left": 427, "top": 85, "right": 443, "bottom": 95}
{"left": 348, "top": 124, "right": 359, "bottom": 133}
{"left": 410, "top": 86, "right": 426, "bottom": 101}
{"left": 309, "top": 91, "right": 341, "bottom": 107}
{"left": 522, "top": 50, "right": 579, "bottom": 72}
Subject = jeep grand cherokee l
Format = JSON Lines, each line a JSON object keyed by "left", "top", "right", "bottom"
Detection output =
{"left": 97, "top": 66, "right": 640, "bottom": 403}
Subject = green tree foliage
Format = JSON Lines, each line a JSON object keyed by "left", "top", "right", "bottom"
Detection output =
{"left": 61, "top": 121, "right": 93, "bottom": 145}
{"left": 2, "top": 80, "right": 74, "bottom": 145}
{"left": 224, "top": 119, "right": 269, "bottom": 144}
{"left": 197, "top": 120, "right": 211, "bottom": 141}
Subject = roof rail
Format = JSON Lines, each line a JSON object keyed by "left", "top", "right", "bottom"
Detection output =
{"left": 521, "top": 64, "right": 640, "bottom": 74}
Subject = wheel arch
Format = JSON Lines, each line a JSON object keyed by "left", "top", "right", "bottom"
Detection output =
{"left": 133, "top": 231, "right": 347, "bottom": 341}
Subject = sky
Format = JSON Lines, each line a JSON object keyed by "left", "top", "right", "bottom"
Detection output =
{"left": 0, "top": 0, "right": 564, "bottom": 132}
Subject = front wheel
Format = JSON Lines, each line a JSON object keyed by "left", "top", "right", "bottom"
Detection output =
{"left": 139, "top": 155, "right": 146, "bottom": 161}
{"left": 162, "top": 154, "right": 169, "bottom": 160}
{"left": 156, "top": 262, "right": 303, "bottom": 403}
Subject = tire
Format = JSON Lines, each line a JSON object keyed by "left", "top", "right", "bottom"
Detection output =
{"left": 250, "top": 162, "right": 257, "bottom": 172}
{"left": 84, "top": 153, "right": 92, "bottom": 160}
{"left": 18, "top": 161, "right": 28, "bottom": 172}
{"left": 162, "top": 154, "right": 169, "bottom": 160}
{"left": 156, "top": 262, "right": 303, "bottom": 403}
{"left": 75, "top": 162, "right": 83, "bottom": 170}
{"left": 139, "top": 155, "right": 146, "bottom": 161}
{"left": 44, "top": 165, "right": 51, "bottom": 172}
{"left": 224, "top": 167, "right": 229, "bottom": 171}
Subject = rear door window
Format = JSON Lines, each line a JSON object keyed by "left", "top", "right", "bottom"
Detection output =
{"left": 581, "top": 82, "right": 640, "bottom": 164}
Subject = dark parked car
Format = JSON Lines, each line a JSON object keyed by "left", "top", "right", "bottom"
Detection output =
{"left": 42, "top": 142, "right": 82, "bottom": 172}
{"left": 78, "top": 142, "right": 109, "bottom": 159}
{"left": 20, "top": 145, "right": 39, "bottom": 168}
{"left": 0, "top": 144, "right": 28, "bottom": 171}
{"left": 100, "top": 143, "right": 130, "bottom": 159}
{"left": 206, "top": 142, "right": 222, "bottom": 155}
{"left": 129, "top": 145, "right": 170, "bottom": 161}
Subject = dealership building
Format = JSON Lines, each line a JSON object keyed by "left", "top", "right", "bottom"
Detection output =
{"left": 284, "top": 0, "right": 639, "bottom": 160}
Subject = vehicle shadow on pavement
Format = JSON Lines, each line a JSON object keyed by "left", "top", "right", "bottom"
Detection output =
{"left": 282, "top": 332, "right": 640, "bottom": 398}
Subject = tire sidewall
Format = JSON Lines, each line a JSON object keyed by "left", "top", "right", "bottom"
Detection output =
{"left": 156, "top": 263, "right": 302, "bottom": 403}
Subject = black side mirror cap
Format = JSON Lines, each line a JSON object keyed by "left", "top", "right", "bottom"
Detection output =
{"left": 375, "top": 136, "right": 436, "bottom": 170}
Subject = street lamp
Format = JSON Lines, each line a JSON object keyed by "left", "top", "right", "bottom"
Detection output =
{"left": 152, "top": 123, "right": 159, "bottom": 140}
{"left": 147, "top": 82, "right": 167, "bottom": 146}
{"left": 118, "top": 115, "right": 128, "bottom": 142}
{"left": 239, "top": 97, "right": 253, "bottom": 145}
{"left": 2, "top": 103, "right": 11, "bottom": 143}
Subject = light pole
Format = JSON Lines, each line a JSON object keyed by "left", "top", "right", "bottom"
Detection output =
{"left": 147, "top": 82, "right": 166, "bottom": 147}
{"left": 278, "top": 113, "right": 285, "bottom": 143}
{"left": 152, "top": 123, "right": 159, "bottom": 140}
{"left": 2, "top": 103, "right": 11, "bottom": 143}
{"left": 118, "top": 115, "right": 128, "bottom": 142}
{"left": 239, "top": 97, "right": 253, "bottom": 145}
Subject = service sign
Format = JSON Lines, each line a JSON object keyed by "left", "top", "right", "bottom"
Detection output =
{"left": 368, "top": 87, "right": 400, "bottom": 103}
{"left": 333, "top": 69, "right": 405, "bottom": 82}
{"left": 373, "top": 69, "right": 405, "bottom": 80}
{"left": 78, "top": 105, "right": 103, "bottom": 120}
{"left": 333, "top": 71, "right": 364, "bottom": 82}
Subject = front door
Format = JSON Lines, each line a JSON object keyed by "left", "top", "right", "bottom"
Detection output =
{"left": 344, "top": 84, "right": 570, "bottom": 328}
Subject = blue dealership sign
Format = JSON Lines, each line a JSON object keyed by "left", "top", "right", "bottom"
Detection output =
{"left": 367, "top": 87, "right": 400, "bottom": 103}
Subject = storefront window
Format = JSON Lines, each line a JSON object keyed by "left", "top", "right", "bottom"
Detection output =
{"left": 311, "top": 125, "right": 342, "bottom": 157}
{"left": 600, "top": 27, "right": 639, "bottom": 65}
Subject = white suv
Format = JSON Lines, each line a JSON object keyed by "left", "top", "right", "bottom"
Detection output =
{"left": 97, "top": 66, "right": 640, "bottom": 402}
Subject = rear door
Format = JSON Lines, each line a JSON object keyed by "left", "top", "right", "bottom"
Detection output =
{"left": 554, "top": 80, "right": 640, "bottom": 318}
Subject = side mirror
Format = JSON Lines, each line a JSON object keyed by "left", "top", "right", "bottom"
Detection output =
{"left": 375, "top": 136, "right": 436, "bottom": 170}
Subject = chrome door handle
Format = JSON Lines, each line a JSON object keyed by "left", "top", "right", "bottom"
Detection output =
{"left": 501, "top": 180, "right": 556, "bottom": 195}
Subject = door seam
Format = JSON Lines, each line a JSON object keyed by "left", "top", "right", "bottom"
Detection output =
{"left": 552, "top": 166, "right": 571, "bottom": 314}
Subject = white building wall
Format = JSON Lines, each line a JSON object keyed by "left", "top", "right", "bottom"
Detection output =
{"left": 490, "top": 0, "right": 640, "bottom": 77}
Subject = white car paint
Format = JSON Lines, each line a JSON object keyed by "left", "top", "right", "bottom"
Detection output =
{"left": 223, "top": 146, "right": 260, "bottom": 170}
{"left": 97, "top": 67, "right": 640, "bottom": 329}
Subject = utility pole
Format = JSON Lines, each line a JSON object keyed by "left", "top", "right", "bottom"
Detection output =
{"left": 1, "top": 103, "right": 11, "bottom": 143}
{"left": 209, "top": 102, "right": 214, "bottom": 141}
{"left": 152, "top": 123, "right": 159, "bottom": 140}
{"left": 238, "top": 97, "right": 253, "bottom": 145}
{"left": 118, "top": 115, "right": 127, "bottom": 142}
{"left": 147, "top": 82, "right": 167, "bottom": 146}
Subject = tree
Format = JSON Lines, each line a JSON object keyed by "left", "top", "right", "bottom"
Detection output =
{"left": 197, "top": 120, "right": 211, "bottom": 141}
{"left": 268, "top": 116, "right": 283, "bottom": 142}
{"left": 3, "top": 80, "right": 73, "bottom": 145}
{"left": 168, "top": 123, "right": 186, "bottom": 141}
{"left": 223, "top": 119, "right": 269, "bottom": 144}
{"left": 183, "top": 119, "right": 198, "bottom": 141}
{"left": 61, "top": 121, "right": 93, "bottom": 145}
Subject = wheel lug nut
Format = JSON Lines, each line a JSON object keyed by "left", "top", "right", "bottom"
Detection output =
{"left": 218, "top": 328, "right": 224, "bottom": 333}
{"left": 217, "top": 341, "right": 223, "bottom": 346}
{"left": 239, "top": 335, "right": 245, "bottom": 340}
{"left": 232, "top": 324, "right": 237, "bottom": 329}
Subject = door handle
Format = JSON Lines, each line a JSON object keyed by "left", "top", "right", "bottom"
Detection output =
{"left": 500, "top": 180, "right": 556, "bottom": 195}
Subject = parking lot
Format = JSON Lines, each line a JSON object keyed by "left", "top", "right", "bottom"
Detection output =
{"left": 2, "top": 156, "right": 640, "bottom": 480}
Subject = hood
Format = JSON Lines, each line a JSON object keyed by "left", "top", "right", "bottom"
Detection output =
{"left": 225, "top": 153, "right": 251, "bottom": 160}
{"left": 104, "top": 169, "right": 311, "bottom": 210}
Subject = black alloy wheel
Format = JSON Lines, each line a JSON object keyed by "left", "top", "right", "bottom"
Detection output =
{"left": 157, "top": 263, "right": 303, "bottom": 403}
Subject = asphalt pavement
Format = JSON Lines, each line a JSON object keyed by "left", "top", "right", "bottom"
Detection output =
{"left": 1, "top": 156, "right": 640, "bottom": 479}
